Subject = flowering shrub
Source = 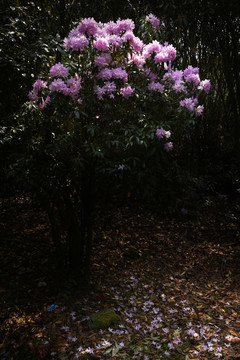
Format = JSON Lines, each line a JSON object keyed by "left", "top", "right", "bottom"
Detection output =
{"left": 28, "top": 14, "right": 210, "bottom": 168}
{"left": 24, "top": 15, "right": 211, "bottom": 280}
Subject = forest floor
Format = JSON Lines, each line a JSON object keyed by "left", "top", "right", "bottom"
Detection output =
{"left": 0, "top": 196, "right": 240, "bottom": 360}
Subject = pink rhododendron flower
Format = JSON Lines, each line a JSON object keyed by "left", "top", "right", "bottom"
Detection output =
{"left": 148, "top": 81, "right": 164, "bottom": 93}
{"left": 112, "top": 68, "right": 128, "bottom": 82}
{"left": 64, "top": 34, "right": 89, "bottom": 51}
{"left": 94, "top": 81, "right": 116, "bottom": 99}
{"left": 50, "top": 63, "right": 69, "bottom": 78}
{"left": 131, "top": 37, "right": 144, "bottom": 51}
{"left": 199, "top": 79, "right": 211, "bottom": 93}
{"left": 156, "top": 128, "right": 171, "bottom": 139}
{"left": 185, "top": 73, "right": 200, "bottom": 86}
{"left": 116, "top": 19, "right": 135, "bottom": 34}
{"left": 146, "top": 13, "right": 160, "bottom": 29}
{"left": 49, "top": 78, "right": 69, "bottom": 95}
{"left": 103, "top": 21, "right": 119, "bottom": 35}
{"left": 184, "top": 65, "right": 199, "bottom": 78}
{"left": 77, "top": 17, "right": 100, "bottom": 36}
{"left": 154, "top": 50, "right": 169, "bottom": 64}
{"left": 166, "top": 45, "right": 177, "bottom": 60}
{"left": 154, "top": 45, "right": 176, "bottom": 64}
{"left": 33, "top": 79, "right": 47, "bottom": 92}
{"left": 93, "top": 37, "right": 109, "bottom": 51}
{"left": 94, "top": 85, "right": 106, "bottom": 100}
{"left": 67, "top": 75, "right": 81, "bottom": 99}
{"left": 145, "top": 68, "right": 158, "bottom": 80}
{"left": 195, "top": 105, "right": 204, "bottom": 116}
{"left": 103, "top": 81, "right": 117, "bottom": 97}
{"left": 156, "top": 128, "right": 165, "bottom": 139}
{"left": 164, "top": 142, "right": 173, "bottom": 151}
{"left": 120, "top": 85, "right": 134, "bottom": 98}
{"left": 171, "top": 70, "right": 183, "bottom": 82}
{"left": 38, "top": 96, "right": 51, "bottom": 109}
{"left": 97, "top": 68, "right": 112, "bottom": 80}
{"left": 122, "top": 30, "right": 135, "bottom": 43}
{"left": 94, "top": 54, "right": 112, "bottom": 68}
{"left": 28, "top": 91, "right": 39, "bottom": 101}
{"left": 108, "top": 34, "right": 123, "bottom": 47}
{"left": 180, "top": 97, "right": 196, "bottom": 111}
{"left": 143, "top": 41, "right": 162, "bottom": 58}
{"left": 131, "top": 54, "right": 146, "bottom": 68}
{"left": 173, "top": 81, "right": 184, "bottom": 92}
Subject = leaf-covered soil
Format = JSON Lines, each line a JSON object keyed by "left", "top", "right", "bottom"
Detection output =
{"left": 0, "top": 197, "right": 240, "bottom": 359}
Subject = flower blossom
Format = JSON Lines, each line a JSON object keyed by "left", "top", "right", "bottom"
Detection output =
{"left": 103, "top": 21, "right": 119, "bottom": 35}
{"left": 97, "top": 68, "right": 112, "bottom": 80}
{"left": 28, "top": 91, "right": 39, "bottom": 101}
{"left": 50, "top": 63, "right": 69, "bottom": 78}
{"left": 38, "top": 96, "right": 51, "bottom": 109}
{"left": 77, "top": 17, "right": 100, "bottom": 36}
{"left": 120, "top": 85, "right": 134, "bottom": 98}
{"left": 108, "top": 34, "right": 123, "bottom": 48}
{"left": 93, "top": 37, "right": 109, "bottom": 51}
{"left": 29, "top": 79, "right": 47, "bottom": 101}
{"left": 198, "top": 79, "right": 211, "bottom": 93}
{"left": 103, "top": 81, "right": 117, "bottom": 98}
{"left": 131, "top": 54, "right": 146, "bottom": 68}
{"left": 148, "top": 81, "right": 164, "bottom": 93}
{"left": 112, "top": 67, "right": 128, "bottom": 82}
{"left": 33, "top": 79, "right": 47, "bottom": 92}
{"left": 94, "top": 85, "right": 105, "bottom": 100}
{"left": 94, "top": 81, "right": 116, "bottom": 99}
{"left": 185, "top": 73, "right": 200, "bottom": 86}
{"left": 154, "top": 45, "right": 176, "bottom": 64}
{"left": 156, "top": 128, "right": 171, "bottom": 139}
{"left": 67, "top": 75, "right": 81, "bottom": 98}
{"left": 64, "top": 34, "right": 89, "bottom": 51}
{"left": 131, "top": 36, "right": 144, "bottom": 51}
{"left": 94, "top": 54, "right": 112, "bottom": 68}
{"left": 164, "top": 142, "right": 173, "bottom": 151}
{"left": 122, "top": 30, "right": 134, "bottom": 43}
{"left": 195, "top": 105, "right": 204, "bottom": 116}
{"left": 143, "top": 41, "right": 162, "bottom": 58}
{"left": 146, "top": 13, "right": 160, "bottom": 29}
{"left": 49, "top": 78, "right": 69, "bottom": 95}
{"left": 173, "top": 81, "right": 184, "bottom": 92}
{"left": 116, "top": 19, "right": 135, "bottom": 34}
{"left": 180, "top": 97, "right": 196, "bottom": 112}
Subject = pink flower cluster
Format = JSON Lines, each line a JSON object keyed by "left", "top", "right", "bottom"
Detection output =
{"left": 97, "top": 67, "right": 128, "bottom": 82}
{"left": 64, "top": 34, "right": 89, "bottom": 51}
{"left": 148, "top": 81, "right": 164, "bottom": 93}
{"left": 143, "top": 41, "right": 176, "bottom": 63}
{"left": 156, "top": 128, "right": 171, "bottom": 139}
{"left": 180, "top": 97, "right": 204, "bottom": 116}
{"left": 50, "top": 63, "right": 69, "bottom": 78}
{"left": 94, "top": 81, "right": 117, "bottom": 100}
{"left": 198, "top": 79, "right": 211, "bottom": 93}
{"left": 145, "top": 13, "right": 160, "bottom": 29}
{"left": 29, "top": 14, "right": 210, "bottom": 125}
{"left": 120, "top": 85, "right": 134, "bottom": 99}
{"left": 156, "top": 128, "right": 173, "bottom": 151}
{"left": 28, "top": 79, "right": 49, "bottom": 108}
{"left": 49, "top": 74, "right": 82, "bottom": 100}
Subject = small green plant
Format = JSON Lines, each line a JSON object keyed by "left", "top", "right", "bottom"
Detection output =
{"left": 91, "top": 309, "right": 121, "bottom": 329}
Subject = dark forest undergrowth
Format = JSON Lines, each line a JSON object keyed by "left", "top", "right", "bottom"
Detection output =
{"left": 0, "top": 196, "right": 240, "bottom": 359}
